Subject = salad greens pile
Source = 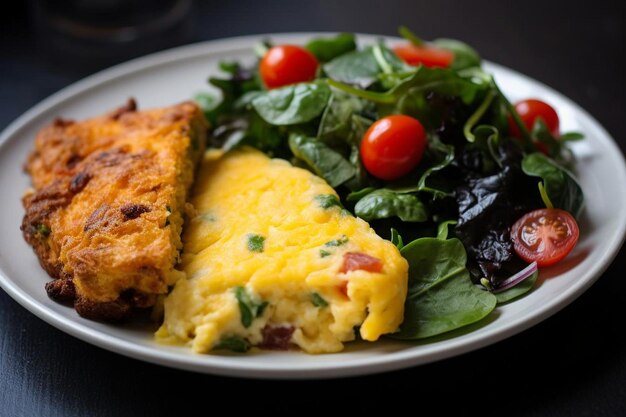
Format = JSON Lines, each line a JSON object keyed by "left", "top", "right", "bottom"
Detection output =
{"left": 194, "top": 28, "right": 584, "bottom": 339}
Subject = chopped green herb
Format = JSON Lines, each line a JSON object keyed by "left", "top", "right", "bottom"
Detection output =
{"left": 311, "top": 293, "right": 329, "bottom": 307}
{"left": 214, "top": 336, "right": 250, "bottom": 353}
{"left": 314, "top": 194, "right": 343, "bottom": 209}
{"left": 319, "top": 249, "right": 331, "bottom": 258}
{"left": 325, "top": 235, "right": 348, "bottom": 247}
{"left": 233, "top": 286, "right": 268, "bottom": 328}
{"left": 247, "top": 234, "right": 265, "bottom": 253}
{"left": 35, "top": 224, "right": 50, "bottom": 238}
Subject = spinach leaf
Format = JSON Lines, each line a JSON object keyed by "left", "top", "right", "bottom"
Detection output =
{"left": 521, "top": 153, "right": 584, "bottom": 218}
{"left": 306, "top": 33, "right": 357, "bottom": 62}
{"left": 386, "top": 136, "right": 455, "bottom": 199}
{"left": 432, "top": 38, "right": 481, "bottom": 70}
{"left": 199, "top": 64, "right": 261, "bottom": 124}
{"left": 234, "top": 91, "right": 264, "bottom": 110}
{"left": 436, "top": 220, "right": 457, "bottom": 240}
{"left": 315, "top": 91, "right": 374, "bottom": 190}
{"left": 393, "top": 237, "right": 497, "bottom": 339}
{"left": 324, "top": 48, "right": 381, "bottom": 88}
{"left": 417, "top": 137, "right": 455, "bottom": 198}
{"left": 311, "top": 293, "right": 329, "bottom": 307}
{"left": 324, "top": 45, "right": 406, "bottom": 89}
{"left": 530, "top": 119, "right": 581, "bottom": 169}
{"left": 373, "top": 43, "right": 411, "bottom": 74}
{"left": 346, "top": 187, "right": 376, "bottom": 202}
{"left": 329, "top": 66, "right": 484, "bottom": 106}
{"left": 317, "top": 91, "right": 369, "bottom": 144}
{"left": 233, "top": 287, "right": 268, "bottom": 328}
{"left": 343, "top": 117, "right": 374, "bottom": 191}
{"left": 194, "top": 92, "right": 220, "bottom": 123}
{"left": 327, "top": 66, "right": 486, "bottom": 130}
{"left": 215, "top": 111, "right": 282, "bottom": 153}
{"left": 354, "top": 189, "right": 428, "bottom": 222}
{"left": 288, "top": 134, "right": 355, "bottom": 187}
{"left": 214, "top": 336, "right": 250, "bottom": 353}
{"left": 252, "top": 81, "right": 331, "bottom": 125}
{"left": 218, "top": 61, "right": 240, "bottom": 74}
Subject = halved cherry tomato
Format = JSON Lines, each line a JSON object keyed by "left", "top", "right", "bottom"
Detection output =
{"left": 360, "top": 115, "right": 427, "bottom": 181}
{"left": 340, "top": 252, "right": 383, "bottom": 273}
{"left": 508, "top": 99, "right": 560, "bottom": 138}
{"left": 393, "top": 43, "right": 454, "bottom": 68}
{"left": 260, "top": 45, "right": 319, "bottom": 89}
{"left": 511, "top": 208, "right": 579, "bottom": 267}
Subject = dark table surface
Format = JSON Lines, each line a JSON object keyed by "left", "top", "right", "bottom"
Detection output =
{"left": 1, "top": 1, "right": 625, "bottom": 415}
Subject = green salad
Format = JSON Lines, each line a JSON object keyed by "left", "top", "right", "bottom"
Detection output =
{"left": 194, "top": 27, "right": 584, "bottom": 339}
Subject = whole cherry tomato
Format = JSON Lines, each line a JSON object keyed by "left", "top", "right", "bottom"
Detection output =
{"left": 508, "top": 99, "right": 560, "bottom": 138}
{"left": 260, "top": 45, "right": 319, "bottom": 89}
{"left": 360, "top": 115, "right": 427, "bottom": 181}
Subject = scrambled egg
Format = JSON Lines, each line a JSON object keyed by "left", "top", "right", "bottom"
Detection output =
{"left": 156, "top": 148, "right": 408, "bottom": 353}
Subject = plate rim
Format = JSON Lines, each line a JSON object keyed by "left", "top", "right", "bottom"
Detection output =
{"left": 1, "top": 32, "right": 625, "bottom": 379}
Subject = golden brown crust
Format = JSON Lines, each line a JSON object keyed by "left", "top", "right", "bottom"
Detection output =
{"left": 22, "top": 100, "right": 207, "bottom": 321}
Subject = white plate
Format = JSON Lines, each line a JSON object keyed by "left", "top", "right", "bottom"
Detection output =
{"left": 1, "top": 33, "right": 625, "bottom": 379}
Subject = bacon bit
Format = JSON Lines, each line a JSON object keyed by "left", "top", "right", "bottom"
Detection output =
{"left": 340, "top": 252, "right": 383, "bottom": 273}
{"left": 259, "top": 325, "right": 295, "bottom": 350}
{"left": 338, "top": 281, "right": 349, "bottom": 298}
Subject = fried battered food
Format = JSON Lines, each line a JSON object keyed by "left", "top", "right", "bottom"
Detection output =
{"left": 21, "top": 99, "right": 207, "bottom": 321}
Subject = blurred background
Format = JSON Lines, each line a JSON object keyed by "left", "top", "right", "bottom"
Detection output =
{"left": 1, "top": 1, "right": 625, "bottom": 416}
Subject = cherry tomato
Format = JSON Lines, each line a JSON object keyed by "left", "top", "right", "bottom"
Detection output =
{"left": 360, "top": 115, "right": 427, "bottom": 181}
{"left": 340, "top": 252, "right": 383, "bottom": 273}
{"left": 511, "top": 208, "right": 579, "bottom": 267}
{"left": 508, "top": 99, "right": 560, "bottom": 138}
{"left": 393, "top": 43, "right": 454, "bottom": 68}
{"left": 259, "top": 45, "right": 319, "bottom": 89}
